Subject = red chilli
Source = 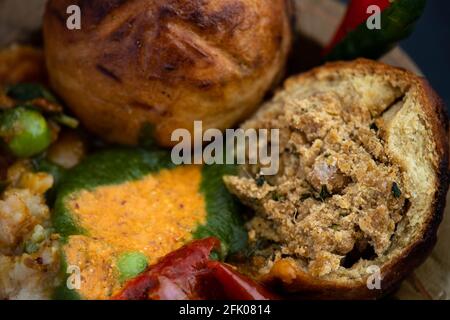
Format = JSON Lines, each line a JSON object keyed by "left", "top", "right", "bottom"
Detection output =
{"left": 323, "top": 0, "right": 391, "bottom": 55}
{"left": 112, "top": 237, "right": 277, "bottom": 300}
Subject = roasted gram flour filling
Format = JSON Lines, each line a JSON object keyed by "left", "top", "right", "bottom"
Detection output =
{"left": 224, "top": 91, "right": 408, "bottom": 277}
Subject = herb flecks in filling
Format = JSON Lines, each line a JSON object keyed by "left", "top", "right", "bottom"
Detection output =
{"left": 224, "top": 92, "right": 407, "bottom": 277}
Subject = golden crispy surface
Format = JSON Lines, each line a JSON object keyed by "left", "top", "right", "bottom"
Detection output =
{"left": 225, "top": 59, "right": 449, "bottom": 299}
{"left": 43, "top": 0, "right": 292, "bottom": 146}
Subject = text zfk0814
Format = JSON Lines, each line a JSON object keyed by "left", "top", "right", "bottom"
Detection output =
{"left": 222, "top": 305, "right": 271, "bottom": 315}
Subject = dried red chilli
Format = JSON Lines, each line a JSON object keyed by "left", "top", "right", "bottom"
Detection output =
{"left": 113, "top": 237, "right": 277, "bottom": 300}
{"left": 324, "top": 0, "right": 426, "bottom": 61}
{"left": 324, "top": 0, "right": 391, "bottom": 55}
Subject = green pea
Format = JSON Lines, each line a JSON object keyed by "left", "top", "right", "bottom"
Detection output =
{"left": 0, "top": 107, "right": 52, "bottom": 158}
{"left": 117, "top": 252, "right": 148, "bottom": 282}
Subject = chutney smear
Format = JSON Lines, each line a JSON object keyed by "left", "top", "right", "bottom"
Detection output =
{"left": 67, "top": 165, "right": 207, "bottom": 264}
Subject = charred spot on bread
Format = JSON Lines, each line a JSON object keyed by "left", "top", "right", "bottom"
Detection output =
{"left": 223, "top": 59, "right": 449, "bottom": 299}
{"left": 96, "top": 64, "right": 122, "bottom": 83}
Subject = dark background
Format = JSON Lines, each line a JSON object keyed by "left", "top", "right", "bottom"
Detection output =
{"left": 340, "top": 0, "right": 450, "bottom": 110}
{"left": 400, "top": 1, "right": 450, "bottom": 110}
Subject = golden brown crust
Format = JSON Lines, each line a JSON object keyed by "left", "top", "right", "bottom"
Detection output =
{"left": 372, "top": 78, "right": 449, "bottom": 300}
{"left": 232, "top": 59, "right": 449, "bottom": 299}
{"left": 43, "top": 0, "right": 292, "bottom": 146}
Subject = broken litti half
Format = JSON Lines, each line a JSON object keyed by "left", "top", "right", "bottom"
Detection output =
{"left": 224, "top": 59, "right": 449, "bottom": 299}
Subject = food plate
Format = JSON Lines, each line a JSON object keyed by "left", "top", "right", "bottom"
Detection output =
{"left": 0, "top": 0, "right": 448, "bottom": 300}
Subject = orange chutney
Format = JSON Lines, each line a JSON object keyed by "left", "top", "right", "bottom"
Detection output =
{"left": 63, "top": 165, "right": 207, "bottom": 299}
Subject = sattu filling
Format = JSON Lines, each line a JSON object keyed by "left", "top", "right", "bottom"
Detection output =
{"left": 225, "top": 92, "right": 407, "bottom": 278}
{"left": 64, "top": 165, "right": 207, "bottom": 299}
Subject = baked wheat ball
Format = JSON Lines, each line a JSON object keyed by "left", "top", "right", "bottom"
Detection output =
{"left": 43, "top": 0, "right": 292, "bottom": 146}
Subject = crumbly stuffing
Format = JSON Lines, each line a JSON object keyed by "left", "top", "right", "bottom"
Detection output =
{"left": 224, "top": 92, "right": 407, "bottom": 277}
{"left": 0, "top": 161, "right": 60, "bottom": 299}
{"left": 0, "top": 161, "right": 53, "bottom": 254}
{"left": 0, "top": 239, "right": 60, "bottom": 300}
